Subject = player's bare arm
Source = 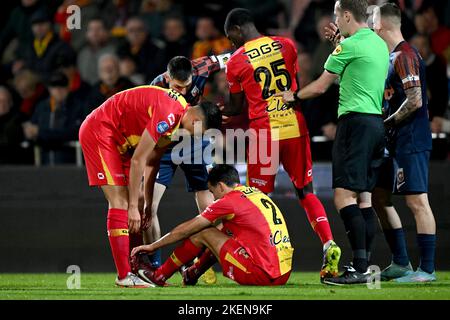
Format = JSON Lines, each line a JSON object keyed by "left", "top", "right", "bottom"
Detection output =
{"left": 128, "top": 129, "right": 158, "bottom": 233}
{"left": 131, "top": 215, "right": 212, "bottom": 256}
{"left": 141, "top": 142, "right": 171, "bottom": 229}
{"left": 384, "top": 87, "right": 422, "bottom": 126}
{"left": 274, "top": 71, "right": 338, "bottom": 102}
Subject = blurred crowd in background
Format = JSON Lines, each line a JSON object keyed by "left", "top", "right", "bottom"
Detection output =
{"left": 0, "top": 0, "right": 449, "bottom": 165}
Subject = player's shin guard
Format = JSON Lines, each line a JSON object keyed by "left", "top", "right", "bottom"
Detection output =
{"left": 158, "top": 239, "right": 203, "bottom": 280}
{"left": 361, "top": 207, "right": 378, "bottom": 263}
{"left": 300, "top": 193, "right": 333, "bottom": 244}
{"left": 383, "top": 228, "right": 410, "bottom": 266}
{"left": 340, "top": 204, "right": 368, "bottom": 273}
{"left": 417, "top": 234, "right": 436, "bottom": 274}
{"left": 129, "top": 232, "right": 144, "bottom": 254}
{"left": 107, "top": 208, "right": 131, "bottom": 279}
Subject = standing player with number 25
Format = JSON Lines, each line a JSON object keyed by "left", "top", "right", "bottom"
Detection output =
{"left": 222, "top": 8, "right": 341, "bottom": 282}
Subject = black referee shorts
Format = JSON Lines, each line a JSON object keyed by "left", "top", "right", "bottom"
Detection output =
{"left": 332, "top": 112, "right": 385, "bottom": 192}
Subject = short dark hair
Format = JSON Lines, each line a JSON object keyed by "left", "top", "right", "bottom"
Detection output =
{"left": 379, "top": 3, "right": 401, "bottom": 21}
{"left": 30, "top": 9, "right": 52, "bottom": 25}
{"left": 224, "top": 8, "right": 254, "bottom": 32}
{"left": 47, "top": 72, "right": 69, "bottom": 88}
{"left": 199, "top": 101, "right": 222, "bottom": 130}
{"left": 338, "top": 0, "right": 368, "bottom": 23}
{"left": 167, "top": 56, "right": 193, "bottom": 82}
{"left": 208, "top": 164, "right": 240, "bottom": 187}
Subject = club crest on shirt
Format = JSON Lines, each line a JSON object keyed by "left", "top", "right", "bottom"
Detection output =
{"left": 238, "top": 247, "right": 250, "bottom": 259}
{"left": 332, "top": 45, "right": 342, "bottom": 55}
{"left": 191, "top": 86, "right": 199, "bottom": 97}
{"left": 157, "top": 121, "right": 170, "bottom": 134}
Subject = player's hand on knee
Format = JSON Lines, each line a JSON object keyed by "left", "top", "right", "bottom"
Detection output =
{"left": 128, "top": 207, "right": 141, "bottom": 233}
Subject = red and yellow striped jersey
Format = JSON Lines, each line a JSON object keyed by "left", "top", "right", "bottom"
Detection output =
{"left": 226, "top": 36, "right": 308, "bottom": 140}
{"left": 87, "top": 85, "right": 188, "bottom": 154}
{"left": 201, "top": 185, "right": 293, "bottom": 278}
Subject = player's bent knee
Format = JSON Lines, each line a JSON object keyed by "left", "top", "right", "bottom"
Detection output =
{"left": 296, "top": 183, "right": 314, "bottom": 200}
{"left": 190, "top": 227, "right": 221, "bottom": 244}
{"left": 198, "top": 227, "right": 218, "bottom": 237}
{"left": 101, "top": 186, "right": 129, "bottom": 209}
{"left": 295, "top": 187, "right": 305, "bottom": 200}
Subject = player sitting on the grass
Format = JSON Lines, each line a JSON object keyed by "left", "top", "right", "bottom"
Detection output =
{"left": 131, "top": 164, "right": 294, "bottom": 286}
{"left": 136, "top": 54, "right": 230, "bottom": 285}
{"left": 79, "top": 85, "right": 221, "bottom": 288}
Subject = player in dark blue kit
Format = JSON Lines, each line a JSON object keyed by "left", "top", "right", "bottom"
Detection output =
{"left": 372, "top": 3, "right": 436, "bottom": 282}
{"left": 144, "top": 54, "right": 230, "bottom": 283}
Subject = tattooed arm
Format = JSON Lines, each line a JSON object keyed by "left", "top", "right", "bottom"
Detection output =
{"left": 384, "top": 86, "right": 422, "bottom": 126}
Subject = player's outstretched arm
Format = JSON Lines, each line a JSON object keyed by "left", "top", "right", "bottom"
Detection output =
{"left": 274, "top": 70, "right": 338, "bottom": 102}
{"left": 131, "top": 215, "right": 212, "bottom": 256}
{"left": 298, "top": 71, "right": 338, "bottom": 99}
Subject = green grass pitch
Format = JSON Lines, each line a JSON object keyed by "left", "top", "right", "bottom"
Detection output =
{"left": 1, "top": 272, "right": 450, "bottom": 300}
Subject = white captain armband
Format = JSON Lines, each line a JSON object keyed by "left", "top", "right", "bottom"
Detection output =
{"left": 211, "top": 53, "right": 232, "bottom": 70}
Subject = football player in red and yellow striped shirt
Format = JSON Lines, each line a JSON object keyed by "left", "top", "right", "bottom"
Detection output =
{"left": 79, "top": 85, "right": 221, "bottom": 287}
{"left": 222, "top": 8, "right": 341, "bottom": 281}
{"left": 131, "top": 165, "right": 293, "bottom": 286}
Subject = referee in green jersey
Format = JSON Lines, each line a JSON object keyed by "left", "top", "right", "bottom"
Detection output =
{"left": 276, "top": 0, "right": 389, "bottom": 284}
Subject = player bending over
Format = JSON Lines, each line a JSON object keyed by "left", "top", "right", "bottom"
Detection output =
{"left": 131, "top": 164, "right": 293, "bottom": 286}
{"left": 79, "top": 85, "right": 221, "bottom": 287}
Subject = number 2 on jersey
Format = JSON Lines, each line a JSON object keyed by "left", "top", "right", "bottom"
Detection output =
{"left": 260, "top": 198, "right": 282, "bottom": 225}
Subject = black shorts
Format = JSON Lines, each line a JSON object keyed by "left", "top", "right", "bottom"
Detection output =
{"left": 332, "top": 112, "right": 385, "bottom": 192}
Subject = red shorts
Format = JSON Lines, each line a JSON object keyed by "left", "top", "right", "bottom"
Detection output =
{"left": 247, "top": 132, "right": 313, "bottom": 194}
{"left": 79, "top": 117, "right": 130, "bottom": 186}
{"left": 219, "top": 238, "right": 291, "bottom": 286}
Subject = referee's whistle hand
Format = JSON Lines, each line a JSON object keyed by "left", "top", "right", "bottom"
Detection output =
{"left": 274, "top": 90, "right": 295, "bottom": 103}
{"left": 324, "top": 23, "right": 343, "bottom": 46}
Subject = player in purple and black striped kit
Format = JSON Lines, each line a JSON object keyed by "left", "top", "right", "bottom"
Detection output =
{"left": 372, "top": 3, "right": 436, "bottom": 283}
